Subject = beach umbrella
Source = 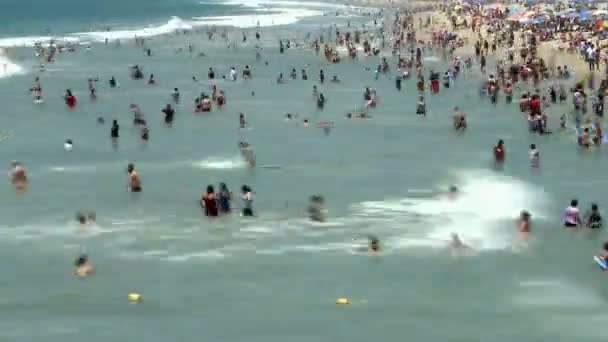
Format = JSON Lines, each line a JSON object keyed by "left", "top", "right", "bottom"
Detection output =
{"left": 533, "top": 14, "right": 549, "bottom": 23}
{"left": 579, "top": 10, "right": 592, "bottom": 21}
{"left": 557, "top": 8, "right": 577, "bottom": 17}
{"left": 509, "top": 5, "right": 525, "bottom": 13}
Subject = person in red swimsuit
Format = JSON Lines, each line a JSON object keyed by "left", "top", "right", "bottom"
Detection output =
{"left": 64, "top": 89, "right": 76, "bottom": 108}
{"left": 494, "top": 139, "right": 505, "bottom": 162}
{"left": 201, "top": 185, "right": 218, "bottom": 217}
{"left": 529, "top": 94, "right": 541, "bottom": 116}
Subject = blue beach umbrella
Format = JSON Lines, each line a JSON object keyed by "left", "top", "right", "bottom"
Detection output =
{"left": 578, "top": 10, "right": 592, "bottom": 21}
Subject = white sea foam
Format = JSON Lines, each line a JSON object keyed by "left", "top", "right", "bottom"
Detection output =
{"left": 0, "top": 36, "right": 80, "bottom": 48}
{"left": 165, "top": 250, "right": 226, "bottom": 261}
{"left": 0, "top": 49, "right": 25, "bottom": 78}
{"left": 193, "top": 8, "right": 324, "bottom": 28}
{"left": 0, "top": 0, "right": 358, "bottom": 49}
{"left": 354, "top": 169, "right": 548, "bottom": 251}
{"left": 74, "top": 16, "right": 194, "bottom": 42}
{"left": 204, "top": 0, "right": 359, "bottom": 9}
{"left": 192, "top": 155, "right": 246, "bottom": 170}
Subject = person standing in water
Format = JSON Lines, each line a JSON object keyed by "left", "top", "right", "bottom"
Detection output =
{"left": 529, "top": 144, "right": 539, "bottom": 168}
{"left": 162, "top": 104, "right": 175, "bottom": 125}
{"left": 201, "top": 185, "right": 218, "bottom": 217}
{"left": 585, "top": 203, "right": 602, "bottom": 229}
{"left": 127, "top": 163, "right": 142, "bottom": 192}
{"left": 239, "top": 113, "right": 246, "bottom": 129}
{"left": 241, "top": 185, "right": 254, "bottom": 217}
{"left": 74, "top": 254, "right": 94, "bottom": 278}
{"left": 239, "top": 142, "right": 256, "bottom": 167}
{"left": 518, "top": 210, "right": 531, "bottom": 233}
{"left": 64, "top": 89, "right": 76, "bottom": 109}
{"left": 563, "top": 199, "right": 581, "bottom": 228}
{"left": 111, "top": 120, "right": 119, "bottom": 139}
{"left": 9, "top": 161, "right": 27, "bottom": 190}
{"left": 217, "top": 183, "right": 232, "bottom": 214}
{"left": 449, "top": 233, "right": 473, "bottom": 255}
{"left": 493, "top": 139, "right": 505, "bottom": 163}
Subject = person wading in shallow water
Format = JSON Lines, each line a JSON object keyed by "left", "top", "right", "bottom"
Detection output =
{"left": 127, "top": 163, "right": 142, "bottom": 193}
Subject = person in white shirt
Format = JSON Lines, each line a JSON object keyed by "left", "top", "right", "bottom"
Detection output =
{"left": 529, "top": 144, "right": 539, "bottom": 168}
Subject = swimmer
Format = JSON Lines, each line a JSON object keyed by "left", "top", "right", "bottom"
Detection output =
{"left": 330, "top": 75, "right": 340, "bottom": 83}
{"left": 448, "top": 185, "right": 458, "bottom": 200}
{"left": 368, "top": 235, "right": 380, "bottom": 253}
{"left": 416, "top": 95, "right": 426, "bottom": 115}
{"left": 74, "top": 254, "right": 94, "bottom": 278}
{"left": 563, "top": 199, "right": 581, "bottom": 228}
{"left": 449, "top": 233, "right": 473, "bottom": 255}
{"left": 127, "top": 163, "right": 142, "bottom": 192}
{"left": 346, "top": 112, "right": 370, "bottom": 119}
{"left": 285, "top": 113, "right": 298, "bottom": 121}
{"left": 64, "top": 139, "right": 73, "bottom": 151}
{"left": 518, "top": 210, "right": 531, "bottom": 233}
{"left": 241, "top": 185, "right": 254, "bottom": 217}
{"left": 493, "top": 139, "right": 505, "bottom": 163}
{"left": 239, "top": 113, "right": 246, "bottom": 129}
{"left": 238, "top": 142, "right": 256, "bottom": 167}
{"left": 585, "top": 203, "right": 602, "bottom": 229}
{"left": 9, "top": 161, "right": 27, "bottom": 190}
{"left": 171, "top": 88, "right": 180, "bottom": 103}
{"left": 76, "top": 210, "right": 96, "bottom": 225}
{"left": 600, "top": 241, "right": 608, "bottom": 259}
{"left": 307, "top": 195, "right": 325, "bottom": 222}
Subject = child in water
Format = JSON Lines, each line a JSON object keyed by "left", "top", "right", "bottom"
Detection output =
{"left": 585, "top": 203, "right": 602, "bottom": 229}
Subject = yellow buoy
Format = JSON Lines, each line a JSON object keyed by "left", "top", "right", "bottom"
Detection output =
{"left": 128, "top": 293, "right": 142, "bottom": 302}
{"left": 336, "top": 298, "right": 349, "bottom": 305}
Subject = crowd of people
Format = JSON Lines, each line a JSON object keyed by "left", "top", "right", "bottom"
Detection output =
{"left": 6, "top": 0, "right": 608, "bottom": 276}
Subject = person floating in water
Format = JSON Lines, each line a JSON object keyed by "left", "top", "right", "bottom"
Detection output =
{"left": 74, "top": 254, "right": 94, "bottom": 278}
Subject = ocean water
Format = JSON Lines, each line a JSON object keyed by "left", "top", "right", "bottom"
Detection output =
{"left": 1, "top": 1, "right": 608, "bottom": 341}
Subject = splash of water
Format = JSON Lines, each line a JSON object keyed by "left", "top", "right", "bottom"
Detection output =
{"left": 356, "top": 169, "right": 548, "bottom": 251}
